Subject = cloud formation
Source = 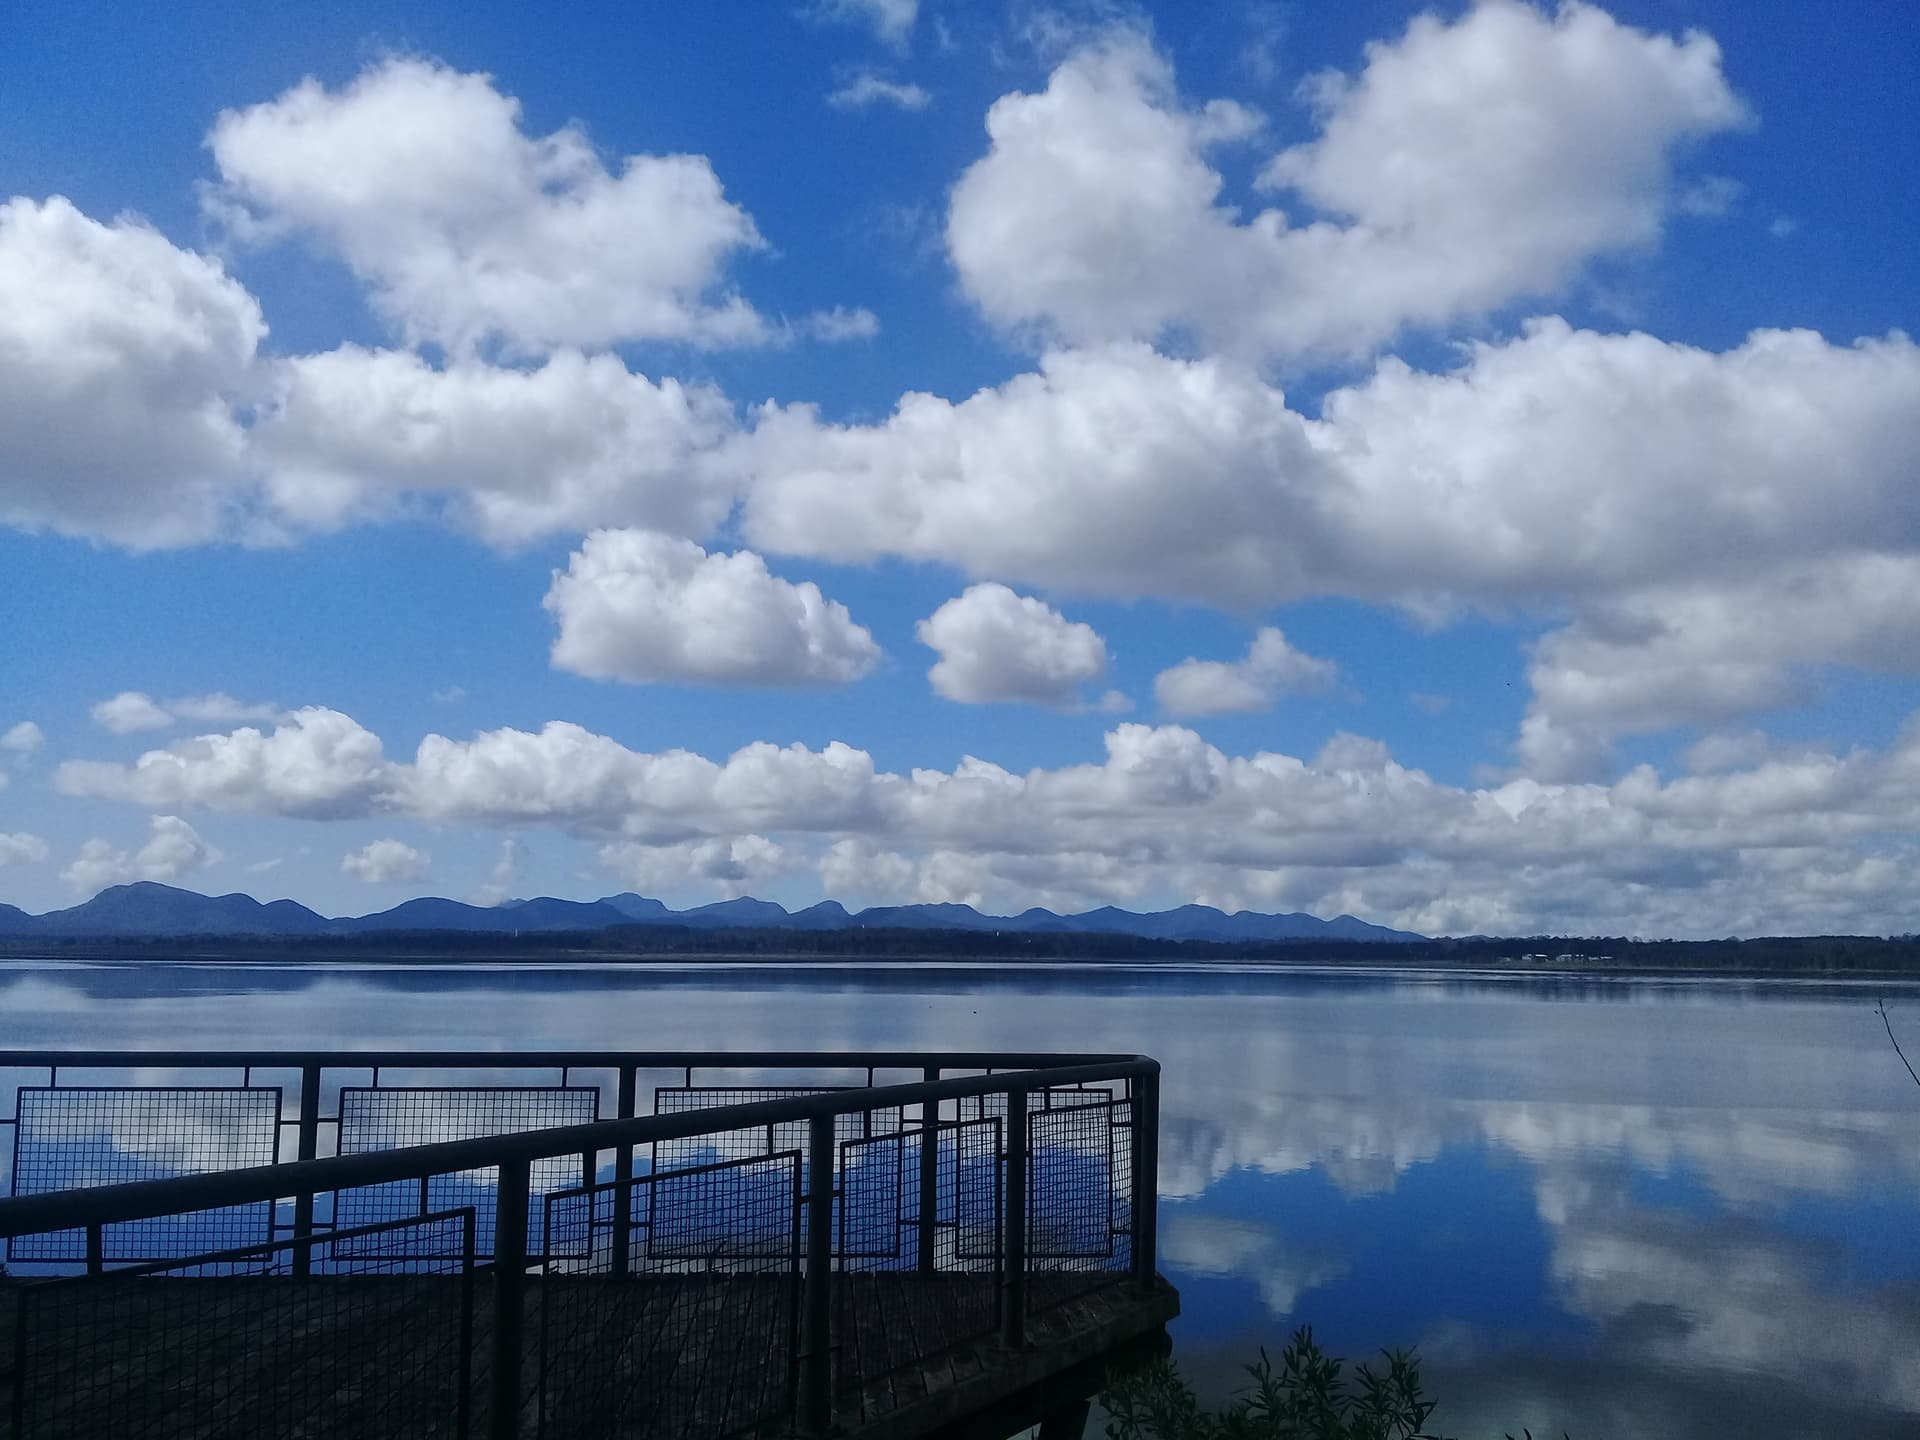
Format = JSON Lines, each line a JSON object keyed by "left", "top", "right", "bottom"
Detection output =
{"left": 62, "top": 815, "right": 215, "bottom": 895}
{"left": 1, "top": 722, "right": 43, "bottom": 754}
{"left": 206, "top": 58, "right": 774, "bottom": 355}
{"left": 827, "top": 74, "right": 931, "bottom": 111}
{"left": 47, "top": 706, "right": 1920, "bottom": 936}
{"left": 1156, "top": 628, "right": 1338, "bottom": 716}
{"left": 917, "top": 584, "right": 1112, "bottom": 706}
{"left": 544, "top": 529, "right": 882, "bottom": 687}
{"left": 92, "top": 692, "right": 283, "bottom": 735}
{"left": 341, "top": 838, "right": 429, "bottom": 884}
{"left": 948, "top": 9, "right": 1744, "bottom": 361}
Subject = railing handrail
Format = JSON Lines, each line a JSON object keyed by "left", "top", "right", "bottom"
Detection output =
{"left": 0, "top": 1048, "right": 1132, "bottom": 1069}
{"left": 0, "top": 1055, "right": 1158, "bottom": 1238}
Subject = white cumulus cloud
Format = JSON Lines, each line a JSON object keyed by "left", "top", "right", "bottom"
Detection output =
{"left": 544, "top": 529, "right": 882, "bottom": 687}
{"left": 916, "top": 584, "right": 1111, "bottom": 707}
{"left": 1, "top": 721, "right": 44, "bottom": 754}
{"left": 340, "top": 838, "right": 429, "bottom": 884}
{"left": 91, "top": 692, "right": 283, "bottom": 735}
{"left": 205, "top": 57, "right": 775, "bottom": 355}
{"left": 62, "top": 815, "right": 215, "bottom": 896}
{"left": 0, "top": 832, "right": 48, "bottom": 866}
{"left": 57, "top": 707, "right": 395, "bottom": 818}
{"left": 1156, "top": 628, "right": 1338, "bottom": 716}
{"left": 0, "top": 197, "right": 260, "bottom": 548}
{"left": 45, "top": 704, "right": 1920, "bottom": 935}
{"left": 253, "top": 345, "right": 738, "bottom": 545}
{"left": 948, "top": 8, "right": 1745, "bottom": 361}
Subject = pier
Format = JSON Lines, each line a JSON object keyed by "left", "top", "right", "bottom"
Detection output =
{"left": 0, "top": 1050, "right": 1176, "bottom": 1439}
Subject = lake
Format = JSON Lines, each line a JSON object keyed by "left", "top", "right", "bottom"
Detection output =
{"left": 4, "top": 957, "right": 1919, "bottom": 1439}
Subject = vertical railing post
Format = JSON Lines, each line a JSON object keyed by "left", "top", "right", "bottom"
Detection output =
{"left": 1130, "top": 1066, "right": 1160, "bottom": 1293}
{"left": 1001, "top": 1086, "right": 1028, "bottom": 1349}
{"left": 611, "top": 1064, "right": 637, "bottom": 1280}
{"left": 800, "top": 1114, "right": 836, "bottom": 1435}
{"left": 292, "top": 1061, "right": 321, "bottom": 1278}
{"left": 917, "top": 1066, "right": 939, "bottom": 1273}
{"left": 85, "top": 1222, "right": 103, "bottom": 1277}
{"left": 491, "top": 1156, "right": 530, "bottom": 1440}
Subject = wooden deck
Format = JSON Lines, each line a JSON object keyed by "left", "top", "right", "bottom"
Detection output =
{"left": 0, "top": 1272, "right": 1177, "bottom": 1439}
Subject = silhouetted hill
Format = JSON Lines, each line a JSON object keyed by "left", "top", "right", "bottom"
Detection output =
{"left": 0, "top": 881, "right": 1422, "bottom": 944}
{"left": 16, "top": 882, "right": 330, "bottom": 938}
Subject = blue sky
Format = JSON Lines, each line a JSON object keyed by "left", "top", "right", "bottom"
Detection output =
{"left": 1, "top": 0, "right": 1916, "bottom": 935}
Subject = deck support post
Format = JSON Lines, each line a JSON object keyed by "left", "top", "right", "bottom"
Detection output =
{"left": 917, "top": 1065, "right": 940, "bottom": 1272}
{"left": 801, "top": 1114, "right": 836, "bottom": 1435}
{"left": 292, "top": 1061, "right": 321, "bottom": 1278}
{"left": 490, "top": 1156, "right": 530, "bottom": 1440}
{"left": 611, "top": 1064, "right": 637, "bottom": 1279}
{"left": 1130, "top": 1067, "right": 1159, "bottom": 1293}
{"left": 1002, "top": 1087, "right": 1028, "bottom": 1349}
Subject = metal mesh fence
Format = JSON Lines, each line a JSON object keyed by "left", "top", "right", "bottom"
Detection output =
{"left": 651, "top": 1088, "right": 903, "bottom": 1174}
{"left": 536, "top": 1153, "right": 803, "bottom": 1440}
{"left": 7, "top": 1087, "right": 281, "bottom": 1263}
{"left": 4, "top": 1209, "right": 477, "bottom": 1440}
{"left": 334, "top": 1087, "right": 598, "bottom": 1258}
{"left": 1026, "top": 1098, "right": 1133, "bottom": 1315}
{"left": 834, "top": 1118, "right": 1002, "bottom": 1425}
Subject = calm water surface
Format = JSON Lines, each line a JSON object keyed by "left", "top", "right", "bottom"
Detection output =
{"left": 4, "top": 957, "right": 1919, "bottom": 1439}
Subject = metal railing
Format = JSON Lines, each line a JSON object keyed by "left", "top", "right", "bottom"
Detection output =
{"left": 0, "top": 1050, "right": 1162, "bottom": 1440}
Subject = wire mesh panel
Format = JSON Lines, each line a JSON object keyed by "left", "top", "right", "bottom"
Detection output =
{"left": 1026, "top": 1098, "right": 1133, "bottom": 1314}
{"left": 833, "top": 1118, "right": 1003, "bottom": 1426}
{"left": 536, "top": 1152, "right": 803, "bottom": 1440}
{"left": 333, "top": 1087, "right": 598, "bottom": 1258}
{"left": 7, "top": 1087, "right": 281, "bottom": 1263}
{"left": 7, "top": 1209, "right": 477, "bottom": 1440}
{"left": 955, "top": 1083, "right": 1124, "bottom": 1122}
{"left": 651, "top": 1088, "right": 902, "bottom": 1174}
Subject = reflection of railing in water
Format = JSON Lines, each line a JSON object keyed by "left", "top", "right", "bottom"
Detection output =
{"left": 0, "top": 1050, "right": 1167, "bottom": 1440}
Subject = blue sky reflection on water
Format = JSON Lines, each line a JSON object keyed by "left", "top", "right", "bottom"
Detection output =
{"left": 5, "top": 960, "right": 1920, "bottom": 1437}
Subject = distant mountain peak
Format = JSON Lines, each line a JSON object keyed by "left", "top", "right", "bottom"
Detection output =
{"left": 0, "top": 885, "right": 1422, "bottom": 944}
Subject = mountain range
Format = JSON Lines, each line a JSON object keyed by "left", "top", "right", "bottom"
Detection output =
{"left": 0, "top": 882, "right": 1421, "bottom": 944}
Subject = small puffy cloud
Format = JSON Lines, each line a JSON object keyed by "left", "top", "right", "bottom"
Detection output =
{"left": 206, "top": 58, "right": 774, "bottom": 355}
{"left": 1155, "top": 627, "right": 1338, "bottom": 716}
{"left": 0, "top": 197, "right": 260, "bottom": 548}
{"left": 340, "top": 838, "right": 429, "bottom": 884}
{"left": 827, "top": 74, "right": 931, "bottom": 111}
{"left": 0, "top": 832, "right": 48, "bottom": 866}
{"left": 800, "top": 306, "right": 881, "bottom": 342}
{"left": 92, "top": 693, "right": 172, "bottom": 733}
{"left": 916, "top": 583, "right": 1111, "bottom": 706}
{"left": 91, "top": 692, "right": 281, "bottom": 734}
{"left": 1, "top": 721, "right": 44, "bottom": 754}
{"left": 813, "top": 0, "right": 917, "bottom": 48}
{"left": 544, "top": 529, "right": 882, "bottom": 687}
{"left": 948, "top": 10, "right": 1745, "bottom": 361}
{"left": 62, "top": 815, "right": 215, "bottom": 896}
{"left": 56, "top": 707, "right": 396, "bottom": 818}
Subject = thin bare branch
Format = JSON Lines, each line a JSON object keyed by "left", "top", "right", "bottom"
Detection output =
{"left": 1878, "top": 997, "right": 1920, "bottom": 1090}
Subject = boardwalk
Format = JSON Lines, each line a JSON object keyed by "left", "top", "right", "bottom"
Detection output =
{"left": 0, "top": 1273, "right": 1178, "bottom": 1439}
{"left": 0, "top": 1050, "right": 1175, "bottom": 1440}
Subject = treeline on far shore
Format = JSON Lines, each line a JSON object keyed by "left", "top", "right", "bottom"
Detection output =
{"left": 5, "top": 925, "right": 1920, "bottom": 973}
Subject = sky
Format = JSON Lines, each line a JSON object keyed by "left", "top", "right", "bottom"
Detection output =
{"left": 1, "top": 0, "right": 1916, "bottom": 937}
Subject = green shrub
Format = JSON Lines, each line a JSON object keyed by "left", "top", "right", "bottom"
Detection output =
{"left": 1102, "top": 1328, "right": 1448, "bottom": 1440}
